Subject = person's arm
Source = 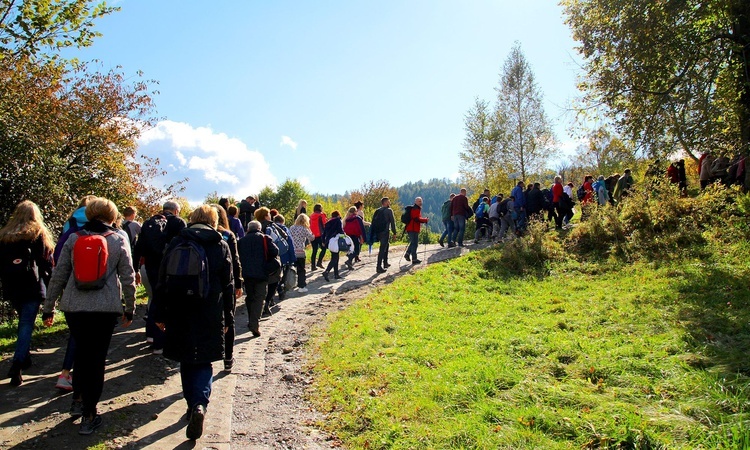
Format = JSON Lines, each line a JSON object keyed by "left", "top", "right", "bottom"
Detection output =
{"left": 117, "top": 236, "right": 136, "bottom": 325}
{"left": 220, "top": 242, "right": 235, "bottom": 330}
{"left": 43, "top": 236, "right": 75, "bottom": 325}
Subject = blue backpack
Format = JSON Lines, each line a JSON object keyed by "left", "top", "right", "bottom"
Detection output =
{"left": 162, "top": 237, "right": 210, "bottom": 300}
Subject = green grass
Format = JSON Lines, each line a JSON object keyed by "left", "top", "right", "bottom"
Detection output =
{"left": 0, "top": 285, "right": 149, "bottom": 353}
{"left": 307, "top": 245, "right": 750, "bottom": 449}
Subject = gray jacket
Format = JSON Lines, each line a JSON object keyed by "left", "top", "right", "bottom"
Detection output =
{"left": 43, "top": 222, "right": 136, "bottom": 316}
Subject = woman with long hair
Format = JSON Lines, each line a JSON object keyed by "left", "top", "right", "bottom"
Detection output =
{"left": 0, "top": 201, "right": 55, "bottom": 386}
{"left": 288, "top": 213, "right": 314, "bottom": 292}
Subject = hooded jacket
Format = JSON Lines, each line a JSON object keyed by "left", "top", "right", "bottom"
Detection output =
{"left": 154, "top": 224, "right": 234, "bottom": 364}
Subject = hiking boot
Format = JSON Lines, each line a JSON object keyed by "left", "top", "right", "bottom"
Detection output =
{"left": 186, "top": 405, "right": 206, "bottom": 440}
{"left": 251, "top": 328, "right": 261, "bottom": 338}
{"left": 376, "top": 267, "right": 386, "bottom": 273}
{"left": 345, "top": 261, "right": 354, "bottom": 271}
{"left": 78, "top": 415, "right": 102, "bottom": 435}
{"left": 438, "top": 240, "right": 444, "bottom": 247}
{"left": 8, "top": 361, "right": 22, "bottom": 387}
{"left": 55, "top": 374, "right": 73, "bottom": 391}
{"left": 404, "top": 253, "right": 410, "bottom": 261}
{"left": 70, "top": 399, "right": 83, "bottom": 418}
{"left": 316, "top": 261, "right": 324, "bottom": 269}
{"left": 322, "top": 271, "right": 330, "bottom": 282}
{"left": 412, "top": 259, "right": 422, "bottom": 265}
{"left": 309, "top": 265, "right": 316, "bottom": 272}
{"left": 383, "top": 262, "right": 390, "bottom": 268}
{"left": 447, "top": 242, "right": 456, "bottom": 248}
{"left": 224, "top": 358, "right": 234, "bottom": 372}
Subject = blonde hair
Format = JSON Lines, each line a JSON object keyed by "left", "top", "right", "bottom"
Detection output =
{"left": 189, "top": 205, "right": 219, "bottom": 229}
{"left": 86, "top": 197, "right": 118, "bottom": 224}
{"left": 254, "top": 206, "right": 270, "bottom": 222}
{"left": 347, "top": 206, "right": 356, "bottom": 215}
{"left": 294, "top": 213, "right": 310, "bottom": 228}
{"left": 0, "top": 200, "right": 55, "bottom": 251}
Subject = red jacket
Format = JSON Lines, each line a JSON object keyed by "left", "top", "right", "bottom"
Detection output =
{"left": 552, "top": 182, "right": 564, "bottom": 203}
{"left": 310, "top": 212, "right": 327, "bottom": 238}
{"left": 405, "top": 205, "right": 429, "bottom": 233}
{"left": 582, "top": 181, "right": 594, "bottom": 204}
{"left": 343, "top": 213, "right": 366, "bottom": 237}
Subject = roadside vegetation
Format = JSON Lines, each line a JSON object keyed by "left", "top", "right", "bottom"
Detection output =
{"left": 307, "top": 182, "right": 750, "bottom": 449}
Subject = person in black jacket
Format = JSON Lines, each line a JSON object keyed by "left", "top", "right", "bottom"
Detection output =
{"left": 322, "top": 211, "right": 347, "bottom": 281}
{"left": 0, "top": 201, "right": 54, "bottom": 386}
{"left": 526, "top": 182, "right": 545, "bottom": 220}
{"left": 237, "top": 220, "right": 278, "bottom": 337}
{"left": 153, "top": 205, "right": 236, "bottom": 441}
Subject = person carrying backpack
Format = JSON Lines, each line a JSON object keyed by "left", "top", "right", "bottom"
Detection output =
{"left": 343, "top": 206, "right": 366, "bottom": 269}
{"left": 238, "top": 220, "right": 279, "bottom": 337}
{"left": 450, "top": 188, "right": 473, "bottom": 247}
{"left": 153, "top": 205, "right": 236, "bottom": 441}
{"left": 43, "top": 197, "right": 136, "bottom": 436}
{"left": 321, "top": 210, "right": 351, "bottom": 281}
{"left": 438, "top": 193, "right": 455, "bottom": 247}
{"left": 473, "top": 196, "right": 491, "bottom": 243}
{"left": 370, "top": 197, "right": 397, "bottom": 273}
{"left": 133, "top": 200, "right": 186, "bottom": 354}
{"left": 0, "top": 201, "right": 55, "bottom": 387}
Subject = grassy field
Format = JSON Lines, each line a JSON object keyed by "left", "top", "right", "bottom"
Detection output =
{"left": 307, "top": 241, "right": 750, "bottom": 449}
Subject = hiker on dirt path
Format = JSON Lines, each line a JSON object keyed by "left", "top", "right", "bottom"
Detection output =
{"left": 0, "top": 200, "right": 54, "bottom": 387}
{"left": 238, "top": 220, "right": 278, "bottom": 338}
{"left": 450, "top": 188, "right": 473, "bottom": 247}
{"left": 43, "top": 197, "right": 136, "bottom": 436}
{"left": 309, "top": 204, "right": 328, "bottom": 272}
{"left": 405, "top": 197, "right": 429, "bottom": 264}
{"left": 321, "top": 211, "right": 352, "bottom": 281}
{"left": 343, "top": 206, "right": 366, "bottom": 267}
{"left": 370, "top": 197, "right": 397, "bottom": 274}
{"left": 438, "top": 193, "right": 455, "bottom": 247}
{"left": 153, "top": 205, "right": 236, "bottom": 441}
{"left": 289, "top": 213, "right": 314, "bottom": 293}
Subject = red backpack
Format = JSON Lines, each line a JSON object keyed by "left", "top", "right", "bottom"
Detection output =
{"left": 72, "top": 231, "right": 114, "bottom": 290}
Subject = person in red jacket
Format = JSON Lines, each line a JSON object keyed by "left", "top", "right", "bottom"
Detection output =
{"left": 308, "top": 204, "right": 327, "bottom": 271}
{"left": 404, "top": 197, "right": 429, "bottom": 264}
{"left": 552, "top": 176, "right": 565, "bottom": 229}
{"left": 450, "top": 188, "right": 472, "bottom": 247}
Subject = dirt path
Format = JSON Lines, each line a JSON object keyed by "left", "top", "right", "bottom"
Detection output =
{"left": 0, "top": 241, "right": 477, "bottom": 449}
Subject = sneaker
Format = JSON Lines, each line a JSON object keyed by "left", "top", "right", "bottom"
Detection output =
{"left": 412, "top": 259, "right": 422, "bottom": 264}
{"left": 383, "top": 262, "right": 391, "bottom": 268}
{"left": 297, "top": 287, "right": 308, "bottom": 293}
{"left": 404, "top": 253, "right": 410, "bottom": 261}
{"left": 345, "top": 261, "right": 354, "bottom": 270}
{"left": 376, "top": 267, "right": 386, "bottom": 273}
{"left": 146, "top": 337, "right": 154, "bottom": 344}
{"left": 78, "top": 415, "right": 102, "bottom": 435}
{"left": 448, "top": 242, "right": 456, "bottom": 248}
{"left": 55, "top": 374, "right": 73, "bottom": 391}
{"left": 70, "top": 399, "right": 83, "bottom": 418}
{"left": 438, "top": 240, "right": 444, "bottom": 247}
{"left": 152, "top": 348, "right": 164, "bottom": 355}
{"left": 186, "top": 405, "right": 205, "bottom": 440}
{"left": 224, "top": 358, "right": 234, "bottom": 372}
{"left": 316, "top": 262, "right": 324, "bottom": 269}
{"left": 322, "top": 271, "right": 329, "bottom": 282}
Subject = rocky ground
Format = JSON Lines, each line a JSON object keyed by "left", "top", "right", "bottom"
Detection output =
{"left": 0, "top": 241, "right": 479, "bottom": 449}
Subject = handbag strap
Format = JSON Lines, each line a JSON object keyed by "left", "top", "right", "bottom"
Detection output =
{"left": 262, "top": 235, "right": 269, "bottom": 261}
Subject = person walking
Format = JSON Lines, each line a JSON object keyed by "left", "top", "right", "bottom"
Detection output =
{"left": 226, "top": 205, "right": 245, "bottom": 239}
{"left": 0, "top": 201, "right": 54, "bottom": 387}
{"left": 404, "top": 197, "right": 429, "bottom": 264}
{"left": 370, "top": 197, "right": 397, "bottom": 273}
{"left": 438, "top": 193, "right": 455, "bottom": 247}
{"left": 450, "top": 188, "right": 473, "bottom": 247}
{"left": 153, "top": 205, "right": 236, "bottom": 441}
{"left": 238, "top": 221, "right": 278, "bottom": 338}
{"left": 343, "top": 206, "right": 366, "bottom": 269}
{"left": 288, "top": 213, "right": 314, "bottom": 293}
{"left": 321, "top": 211, "right": 350, "bottom": 281}
{"left": 309, "top": 204, "right": 327, "bottom": 271}
{"left": 43, "top": 197, "right": 136, "bottom": 435}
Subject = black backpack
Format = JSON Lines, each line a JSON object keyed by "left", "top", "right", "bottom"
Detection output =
{"left": 577, "top": 185, "right": 586, "bottom": 201}
{"left": 498, "top": 199, "right": 510, "bottom": 216}
{"left": 0, "top": 241, "right": 39, "bottom": 288}
{"left": 162, "top": 236, "right": 210, "bottom": 300}
{"left": 400, "top": 205, "right": 414, "bottom": 224}
{"left": 139, "top": 214, "right": 168, "bottom": 259}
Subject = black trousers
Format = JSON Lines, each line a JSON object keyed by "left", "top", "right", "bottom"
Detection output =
{"left": 377, "top": 231, "right": 390, "bottom": 269}
{"left": 65, "top": 312, "right": 118, "bottom": 417}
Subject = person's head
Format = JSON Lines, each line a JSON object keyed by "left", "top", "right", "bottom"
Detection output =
{"left": 211, "top": 204, "right": 229, "bottom": 230}
{"left": 246, "top": 195, "right": 255, "bottom": 202}
{"left": 354, "top": 200, "right": 363, "bottom": 210}
{"left": 567, "top": 182, "right": 574, "bottom": 187}
{"left": 460, "top": 188, "right": 467, "bottom": 195}
{"left": 297, "top": 199, "right": 307, "bottom": 210}
{"left": 624, "top": 168, "right": 632, "bottom": 175}
{"left": 496, "top": 193, "right": 504, "bottom": 200}
{"left": 189, "top": 205, "right": 219, "bottom": 229}
{"left": 483, "top": 196, "right": 489, "bottom": 204}
{"left": 122, "top": 206, "right": 137, "bottom": 220}
{"left": 381, "top": 197, "right": 390, "bottom": 206}
{"left": 294, "top": 213, "right": 310, "bottom": 228}
{"left": 163, "top": 200, "right": 180, "bottom": 215}
{"left": 86, "top": 197, "right": 118, "bottom": 225}
{"left": 517, "top": 181, "right": 525, "bottom": 187}
{"left": 269, "top": 209, "right": 279, "bottom": 220}
{"left": 585, "top": 175, "right": 593, "bottom": 182}
{"left": 348, "top": 206, "right": 357, "bottom": 215}
{"left": 330, "top": 210, "right": 341, "bottom": 218}
{"left": 598, "top": 175, "right": 605, "bottom": 181}
{"left": 273, "top": 214, "right": 285, "bottom": 225}
{"left": 78, "top": 195, "right": 97, "bottom": 208}
{"left": 247, "top": 220, "right": 262, "bottom": 232}
{"left": 533, "top": 182, "right": 541, "bottom": 189}
{"left": 0, "top": 200, "right": 54, "bottom": 250}
{"left": 449, "top": 193, "right": 456, "bottom": 200}
{"left": 554, "top": 176, "right": 562, "bottom": 183}
{"left": 218, "top": 198, "right": 229, "bottom": 210}
{"left": 509, "top": 195, "right": 515, "bottom": 200}
{"left": 227, "top": 205, "right": 238, "bottom": 217}
{"left": 483, "top": 188, "right": 491, "bottom": 196}
{"left": 527, "top": 184, "right": 533, "bottom": 190}
{"left": 313, "top": 203, "right": 323, "bottom": 213}
{"left": 254, "top": 206, "right": 270, "bottom": 222}
{"left": 415, "top": 197, "right": 423, "bottom": 207}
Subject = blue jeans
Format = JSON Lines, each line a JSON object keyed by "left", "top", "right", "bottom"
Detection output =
{"left": 180, "top": 362, "right": 213, "bottom": 409}
{"left": 13, "top": 301, "right": 40, "bottom": 363}
{"left": 515, "top": 208, "right": 528, "bottom": 230}
{"left": 451, "top": 215, "right": 467, "bottom": 245}
{"left": 407, "top": 231, "right": 419, "bottom": 260}
{"left": 439, "top": 219, "right": 453, "bottom": 244}
{"left": 62, "top": 335, "right": 76, "bottom": 371}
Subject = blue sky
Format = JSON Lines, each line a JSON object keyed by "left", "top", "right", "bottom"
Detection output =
{"left": 74, "top": 1, "right": 582, "bottom": 202}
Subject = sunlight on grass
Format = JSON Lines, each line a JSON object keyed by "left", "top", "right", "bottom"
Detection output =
{"left": 308, "top": 246, "right": 750, "bottom": 449}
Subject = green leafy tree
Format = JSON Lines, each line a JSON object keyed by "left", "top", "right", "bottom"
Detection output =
{"left": 460, "top": 98, "right": 500, "bottom": 186}
{"left": 256, "top": 178, "right": 309, "bottom": 220}
{"left": 562, "top": 0, "right": 750, "bottom": 159}
{"left": 494, "top": 42, "right": 556, "bottom": 181}
{"left": 572, "top": 127, "right": 637, "bottom": 176}
{"left": 0, "top": 0, "right": 118, "bottom": 58}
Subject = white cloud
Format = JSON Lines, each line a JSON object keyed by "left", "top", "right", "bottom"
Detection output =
{"left": 138, "top": 120, "right": 277, "bottom": 200}
{"left": 298, "top": 175, "right": 311, "bottom": 188}
{"left": 280, "top": 135, "right": 298, "bottom": 150}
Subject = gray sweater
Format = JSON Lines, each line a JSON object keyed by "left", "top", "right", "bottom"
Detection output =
{"left": 43, "top": 225, "right": 136, "bottom": 316}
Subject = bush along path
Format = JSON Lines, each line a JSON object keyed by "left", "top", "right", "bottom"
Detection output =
{"left": 0, "top": 240, "right": 480, "bottom": 449}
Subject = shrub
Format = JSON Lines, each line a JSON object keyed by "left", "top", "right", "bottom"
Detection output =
{"left": 482, "top": 220, "right": 566, "bottom": 277}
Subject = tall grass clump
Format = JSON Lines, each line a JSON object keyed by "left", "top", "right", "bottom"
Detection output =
{"left": 482, "top": 220, "right": 567, "bottom": 277}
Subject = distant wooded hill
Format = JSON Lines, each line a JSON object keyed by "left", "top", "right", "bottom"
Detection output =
{"left": 396, "top": 178, "right": 463, "bottom": 233}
